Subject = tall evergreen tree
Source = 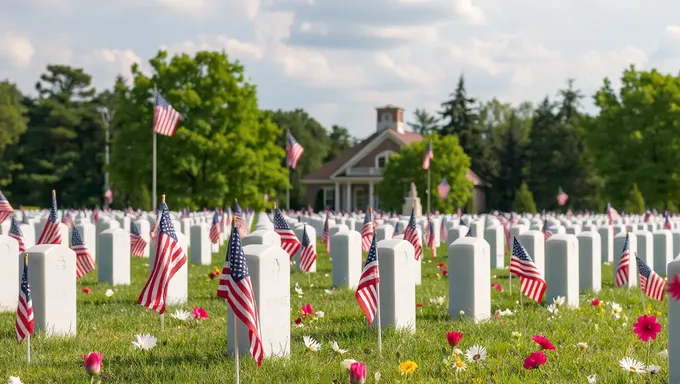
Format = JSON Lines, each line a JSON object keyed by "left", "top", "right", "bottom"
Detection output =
{"left": 407, "top": 108, "right": 439, "bottom": 135}
{"left": 493, "top": 112, "right": 525, "bottom": 211}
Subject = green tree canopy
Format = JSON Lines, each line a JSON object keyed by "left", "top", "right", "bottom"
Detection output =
{"left": 513, "top": 181, "right": 537, "bottom": 214}
{"left": 325, "top": 124, "right": 355, "bottom": 163}
{"left": 110, "top": 50, "right": 287, "bottom": 211}
{"left": 624, "top": 183, "right": 645, "bottom": 214}
{"left": 0, "top": 81, "right": 28, "bottom": 190}
{"left": 376, "top": 134, "right": 472, "bottom": 212}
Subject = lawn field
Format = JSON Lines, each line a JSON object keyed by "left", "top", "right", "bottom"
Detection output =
{"left": 0, "top": 241, "right": 669, "bottom": 383}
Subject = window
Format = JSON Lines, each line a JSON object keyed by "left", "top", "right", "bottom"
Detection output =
{"left": 322, "top": 187, "right": 335, "bottom": 209}
{"left": 382, "top": 113, "right": 392, "bottom": 122}
{"left": 375, "top": 150, "right": 395, "bottom": 169}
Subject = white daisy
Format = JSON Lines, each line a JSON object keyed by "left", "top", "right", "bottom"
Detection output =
{"left": 105, "top": 289, "right": 114, "bottom": 297}
{"left": 619, "top": 357, "right": 645, "bottom": 373}
{"left": 452, "top": 360, "right": 467, "bottom": 372}
{"left": 374, "top": 371, "right": 381, "bottom": 382}
{"left": 552, "top": 296, "right": 565, "bottom": 307}
{"left": 170, "top": 309, "right": 192, "bottom": 321}
{"left": 497, "top": 308, "right": 513, "bottom": 316}
{"left": 547, "top": 304, "right": 559, "bottom": 315}
{"left": 464, "top": 345, "right": 487, "bottom": 363}
{"left": 330, "top": 341, "right": 347, "bottom": 354}
{"left": 324, "top": 289, "right": 335, "bottom": 295}
{"left": 575, "top": 342, "right": 588, "bottom": 351}
{"left": 8, "top": 377, "right": 22, "bottom": 384}
{"left": 132, "top": 333, "right": 158, "bottom": 351}
{"left": 303, "top": 335, "right": 321, "bottom": 352}
{"left": 342, "top": 359, "right": 356, "bottom": 369}
{"left": 294, "top": 283, "right": 304, "bottom": 296}
{"left": 430, "top": 296, "right": 445, "bottom": 306}
{"left": 647, "top": 364, "right": 660, "bottom": 375}
{"left": 587, "top": 374, "right": 596, "bottom": 383}
{"left": 459, "top": 310, "right": 465, "bottom": 317}
{"left": 314, "top": 311, "right": 325, "bottom": 319}
{"left": 611, "top": 302, "right": 622, "bottom": 319}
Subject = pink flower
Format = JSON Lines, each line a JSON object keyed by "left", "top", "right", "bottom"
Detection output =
{"left": 633, "top": 315, "right": 662, "bottom": 342}
{"left": 416, "top": 303, "right": 423, "bottom": 308}
{"left": 532, "top": 335, "right": 555, "bottom": 350}
{"left": 591, "top": 298, "right": 601, "bottom": 307}
{"left": 491, "top": 283, "right": 503, "bottom": 292}
{"left": 83, "top": 352, "right": 103, "bottom": 376}
{"left": 446, "top": 331, "right": 463, "bottom": 347}
{"left": 83, "top": 287, "right": 91, "bottom": 294}
{"left": 301, "top": 304, "right": 313, "bottom": 317}
{"left": 193, "top": 307, "right": 209, "bottom": 320}
{"left": 523, "top": 352, "right": 547, "bottom": 369}
{"left": 349, "top": 361, "right": 367, "bottom": 384}
{"left": 668, "top": 274, "right": 680, "bottom": 301}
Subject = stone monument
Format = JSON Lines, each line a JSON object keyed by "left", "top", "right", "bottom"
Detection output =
{"left": 402, "top": 182, "right": 422, "bottom": 217}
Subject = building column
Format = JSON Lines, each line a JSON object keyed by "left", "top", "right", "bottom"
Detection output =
{"left": 369, "top": 181, "right": 374, "bottom": 209}
{"left": 334, "top": 182, "right": 340, "bottom": 212}
{"left": 345, "top": 182, "right": 352, "bottom": 212}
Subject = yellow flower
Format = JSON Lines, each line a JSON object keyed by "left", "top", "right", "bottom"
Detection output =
{"left": 453, "top": 359, "right": 467, "bottom": 373}
{"left": 656, "top": 311, "right": 662, "bottom": 317}
{"left": 512, "top": 331, "right": 522, "bottom": 339}
{"left": 399, "top": 360, "right": 418, "bottom": 375}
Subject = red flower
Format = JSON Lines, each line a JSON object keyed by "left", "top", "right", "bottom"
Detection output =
{"left": 446, "top": 331, "right": 463, "bottom": 347}
{"left": 192, "top": 306, "right": 209, "bottom": 320}
{"left": 668, "top": 274, "right": 680, "bottom": 301}
{"left": 295, "top": 317, "right": 303, "bottom": 325}
{"left": 523, "top": 352, "right": 547, "bottom": 369}
{"left": 301, "top": 304, "right": 313, "bottom": 317}
{"left": 491, "top": 283, "right": 503, "bottom": 292}
{"left": 83, "top": 287, "right": 91, "bottom": 294}
{"left": 437, "top": 263, "right": 445, "bottom": 269}
{"left": 416, "top": 303, "right": 423, "bottom": 308}
{"left": 591, "top": 298, "right": 601, "bottom": 307}
{"left": 83, "top": 352, "right": 103, "bottom": 376}
{"left": 532, "top": 335, "right": 555, "bottom": 350}
{"left": 633, "top": 315, "right": 662, "bottom": 342}
{"left": 442, "top": 269, "right": 448, "bottom": 276}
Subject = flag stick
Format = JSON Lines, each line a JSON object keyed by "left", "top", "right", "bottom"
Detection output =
{"left": 508, "top": 237, "right": 513, "bottom": 295}
{"left": 233, "top": 305, "right": 240, "bottom": 384}
{"left": 159, "top": 193, "right": 165, "bottom": 332}
{"left": 635, "top": 252, "right": 646, "bottom": 313}
{"left": 24, "top": 253, "right": 31, "bottom": 364}
{"left": 376, "top": 281, "right": 382, "bottom": 358}
{"left": 286, "top": 130, "right": 291, "bottom": 211}
{"left": 152, "top": 85, "right": 158, "bottom": 211}
{"left": 427, "top": 167, "right": 431, "bottom": 214}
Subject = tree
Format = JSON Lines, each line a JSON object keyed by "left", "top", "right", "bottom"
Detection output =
{"left": 513, "top": 182, "right": 537, "bottom": 214}
{"left": 587, "top": 66, "right": 680, "bottom": 208}
{"left": 407, "top": 108, "right": 439, "bottom": 135}
{"left": 492, "top": 112, "right": 526, "bottom": 211}
{"left": 110, "top": 50, "right": 287, "bottom": 211}
{"left": 270, "top": 109, "right": 329, "bottom": 209}
{"left": 624, "top": 183, "right": 645, "bottom": 214}
{"left": 438, "top": 74, "right": 494, "bottom": 183}
{"left": 325, "top": 124, "right": 354, "bottom": 162}
{"left": 377, "top": 134, "right": 472, "bottom": 212}
{"left": 0, "top": 81, "right": 28, "bottom": 190}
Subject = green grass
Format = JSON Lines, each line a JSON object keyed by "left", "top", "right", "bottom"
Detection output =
{"left": 0, "top": 242, "right": 669, "bottom": 383}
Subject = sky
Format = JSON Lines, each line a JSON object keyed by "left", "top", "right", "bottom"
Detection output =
{"left": 2, "top": 0, "right": 680, "bottom": 138}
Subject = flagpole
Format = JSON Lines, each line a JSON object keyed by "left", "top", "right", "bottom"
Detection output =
{"left": 233, "top": 304, "right": 240, "bottom": 384}
{"left": 635, "top": 252, "right": 646, "bottom": 313}
{"left": 376, "top": 280, "right": 382, "bottom": 358}
{"left": 152, "top": 84, "right": 158, "bottom": 211}
{"left": 286, "top": 129, "right": 291, "bottom": 211}
{"left": 24, "top": 253, "right": 30, "bottom": 364}
{"left": 508, "top": 237, "right": 513, "bottom": 295}
{"left": 427, "top": 167, "right": 431, "bottom": 213}
{"left": 159, "top": 193, "right": 165, "bottom": 332}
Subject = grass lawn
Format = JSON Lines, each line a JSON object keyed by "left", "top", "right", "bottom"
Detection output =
{"left": 0, "top": 241, "right": 669, "bottom": 383}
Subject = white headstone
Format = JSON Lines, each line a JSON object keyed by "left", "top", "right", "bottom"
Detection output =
{"left": 545, "top": 234, "right": 579, "bottom": 308}
{"left": 242, "top": 230, "right": 282, "bottom": 248}
{"left": 117, "top": 216, "right": 131, "bottom": 233}
{"left": 484, "top": 225, "right": 504, "bottom": 269}
{"left": 228, "top": 244, "right": 290, "bottom": 359}
{"left": 19, "top": 223, "right": 36, "bottom": 250}
{"left": 0, "top": 235, "right": 20, "bottom": 311}
{"left": 58, "top": 223, "right": 69, "bottom": 247}
{"left": 653, "top": 230, "right": 672, "bottom": 274}
{"left": 518, "top": 231, "right": 545, "bottom": 277}
{"left": 190, "top": 224, "right": 212, "bottom": 266}
{"left": 375, "top": 224, "right": 394, "bottom": 242}
{"left": 448, "top": 237, "right": 491, "bottom": 322}
{"left": 373, "top": 239, "right": 416, "bottom": 333}
{"left": 25, "top": 244, "right": 77, "bottom": 336}
{"left": 598, "top": 225, "right": 614, "bottom": 263}
{"left": 577, "top": 231, "right": 601, "bottom": 293}
{"left": 97, "top": 228, "right": 131, "bottom": 285}
{"left": 76, "top": 222, "right": 97, "bottom": 262}
{"left": 633, "top": 230, "right": 654, "bottom": 269}
{"left": 331, "top": 230, "right": 362, "bottom": 289}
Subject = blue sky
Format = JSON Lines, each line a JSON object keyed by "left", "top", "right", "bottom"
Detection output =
{"left": 2, "top": 0, "right": 680, "bottom": 138}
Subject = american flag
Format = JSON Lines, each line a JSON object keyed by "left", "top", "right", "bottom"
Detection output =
{"left": 427, "top": 217, "right": 437, "bottom": 258}
{"left": 299, "top": 226, "right": 317, "bottom": 272}
{"left": 273, "top": 208, "right": 301, "bottom": 259}
{"left": 436, "top": 178, "right": 450, "bottom": 200}
{"left": 233, "top": 201, "right": 249, "bottom": 239}
{"left": 556, "top": 186, "right": 568, "bottom": 206}
{"left": 217, "top": 225, "right": 264, "bottom": 366}
{"left": 137, "top": 202, "right": 187, "bottom": 314}
{"left": 93, "top": 206, "right": 100, "bottom": 224}
{"left": 440, "top": 219, "right": 448, "bottom": 242}
{"left": 392, "top": 221, "right": 401, "bottom": 237}
{"left": 607, "top": 202, "right": 619, "bottom": 225}
{"left": 361, "top": 210, "right": 374, "bottom": 252}
{"left": 355, "top": 234, "right": 380, "bottom": 324}
{"left": 457, "top": 206, "right": 462, "bottom": 217}
{"left": 130, "top": 221, "right": 148, "bottom": 257}
{"left": 209, "top": 211, "right": 221, "bottom": 244}
{"left": 286, "top": 131, "right": 304, "bottom": 170}
{"left": 664, "top": 210, "right": 672, "bottom": 230}
{"left": 9, "top": 217, "right": 26, "bottom": 253}
{"left": 542, "top": 221, "right": 552, "bottom": 240}
{"left": 404, "top": 209, "right": 423, "bottom": 260}
{"left": 16, "top": 256, "right": 34, "bottom": 343}
{"left": 637, "top": 256, "right": 665, "bottom": 301}
{"left": 154, "top": 91, "right": 182, "bottom": 136}
{"left": 104, "top": 188, "right": 113, "bottom": 204}
{"left": 0, "top": 190, "right": 13, "bottom": 224}
{"left": 37, "top": 192, "right": 62, "bottom": 245}
{"left": 615, "top": 234, "right": 631, "bottom": 287}
{"left": 510, "top": 237, "right": 546, "bottom": 303}
{"left": 62, "top": 212, "right": 72, "bottom": 227}
{"left": 422, "top": 139, "right": 433, "bottom": 170}
{"left": 321, "top": 214, "right": 330, "bottom": 252}
{"left": 71, "top": 226, "right": 96, "bottom": 278}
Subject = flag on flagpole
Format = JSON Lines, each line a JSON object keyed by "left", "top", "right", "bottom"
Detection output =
{"left": 664, "top": 210, "right": 672, "bottom": 230}
{"left": 37, "top": 191, "right": 62, "bottom": 245}
{"left": 299, "top": 226, "right": 317, "bottom": 272}
{"left": 355, "top": 234, "right": 380, "bottom": 324}
{"left": 636, "top": 256, "right": 665, "bottom": 301}
{"left": 321, "top": 214, "right": 330, "bottom": 252}
{"left": 615, "top": 234, "right": 631, "bottom": 287}
{"left": 0, "top": 190, "right": 14, "bottom": 224}
{"left": 556, "top": 186, "right": 568, "bottom": 206}
{"left": 436, "top": 178, "right": 449, "bottom": 199}
{"left": 392, "top": 221, "right": 401, "bottom": 237}
{"left": 16, "top": 256, "right": 34, "bottom": 343}
{"left": 422, "top": 139, "right": 433, "bottom": 170}
{"left": 286, "top": 132, "right": 304, "bottom": 170}
{"left": 510, "top": 237, "right": 547, "bottom": 303}
{"left": 153, "top": 91, "right": 182, "bottom": 137}
{"left": 104, "top": 188, "right": 113, "bottom": 205}
{"left": 233, "top": 200, "right": 249, "bottom": 239}
{"left": 217, "top": 225, "right": 264, "bottom": 366}
{"left": 404, "top": 208, "right": 423, "bottom": 260}
{"left": 130, "top": 221, "right": 148, "bottom": 257}
{"left": 209, "top": 211, "right": 221, "bottom": 244}
{"left": 9, "top": 217, "right": 26, "bottom": 253}
{"left": 542, "top": 221, "right": 553, "bottom": 240}
{"left": 273, "top": 208, "right": 301, "bottom": 259}
{"left": 360, "top": 210, "right": 374, "bottom": 252}
{"left": 71, "top": 226, "right": 96, "bottom": 278}
{"left": 426, "top": 216, "right": 437, "bottom": 258}
{"left": 137, "top": 202, "right": 187, "bottom": 314}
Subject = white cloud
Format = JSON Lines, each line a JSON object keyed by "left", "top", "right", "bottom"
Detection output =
{"left": 0, "top": 33, "right": 35, "bottom": 68}
{"left": 92, "top": 49, "right": 143, "bottom": 77}
{"left": 452, "top": 0, "right": 487, "bottom": 25}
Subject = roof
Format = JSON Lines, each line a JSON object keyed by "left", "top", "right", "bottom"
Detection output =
{"left": 303, "top": 129, "right": 423, "bottom": 181}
